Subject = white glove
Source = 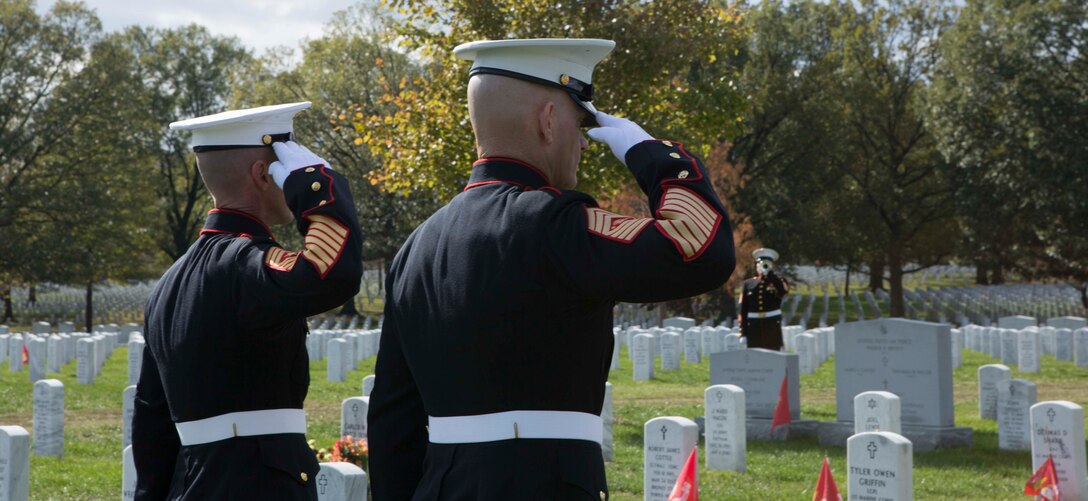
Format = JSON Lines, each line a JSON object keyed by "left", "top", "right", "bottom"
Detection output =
{"left": 586, "top": 112, "right": 654, "bottom": 166}
{"left": 269, "top": 141, "right": 333, "bottom": 188}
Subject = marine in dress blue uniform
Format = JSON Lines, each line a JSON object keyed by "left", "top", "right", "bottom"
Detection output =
{"left": 739, "top": 248, "right": 789, "bottom": 350}
{"left": 367, "top": 39, "right": 736, "bottom": 500}
{"left": 132, "top": 102, "right": 363, "bottom": 500}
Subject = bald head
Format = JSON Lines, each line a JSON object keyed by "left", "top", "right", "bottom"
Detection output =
{"left": 468, "top": 74, "right": 562, "bottom": 148}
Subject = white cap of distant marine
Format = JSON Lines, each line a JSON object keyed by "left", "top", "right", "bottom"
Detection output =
{"left": 453, "top": 38, "right": 614, "bottom": 120}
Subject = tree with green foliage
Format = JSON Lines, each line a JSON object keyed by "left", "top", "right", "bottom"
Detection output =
{"left": 732, "top": 0, "right": 959, "bottom": 317}
{"left": 930, "top": 0, "right": 1088, "bottom": 306}
{"left": 354, "top": 0, "right": 748, "bottom": 199}
{"left": 120, "top": 24, "right": 252, "bottom": 260}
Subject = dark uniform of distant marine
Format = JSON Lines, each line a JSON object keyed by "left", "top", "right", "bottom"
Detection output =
{"left": 739, "top": 248, "right": 789, "bottom": 350}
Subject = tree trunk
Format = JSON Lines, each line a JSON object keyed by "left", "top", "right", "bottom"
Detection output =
{"left": 84, "top": 281, "right": 94, "bottom": 332}
{"left": 991, "top": 265, "right": 1005, "bottom": 285}
{"left": 975, "top": 262, "right": 989, "bottom": 285}
{"left": 844, "top": 262, "right": 852, "bottom": 295}
{"left": 868, "top": 259, "right": 885, "bottom": 291}
{"left": 338, "top": 296, "right": 360, "bottom": 317}
{"left": 28, "top": 284, "right": 36, "bottom": 305}
{"left": 1079, "top": 283, "right": 1087, "bottom": 311}
{"left": 1, "top": 285, "right": 12, "bottom": 322}
{"left": 888, "top": 246, "right": 905, "bottom": 317}
{"left": 657, "top": 303, "right": 666, "bottom": 327}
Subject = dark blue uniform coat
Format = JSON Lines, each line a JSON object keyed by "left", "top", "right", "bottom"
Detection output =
{"left": 133, "top": 165, "right": 363, "bottom": 500}
{"left": 368, "top": 140, "right": 736, "bottom": 500}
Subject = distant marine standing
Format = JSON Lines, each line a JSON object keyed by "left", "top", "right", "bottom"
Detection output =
{"left": 739, "top": 248, "right": 789, "bottom": 350}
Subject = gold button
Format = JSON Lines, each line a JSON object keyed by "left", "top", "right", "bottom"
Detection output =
{"left": 662, "top": 140, "right": 673, "bottom": 147}
{"left": 678, "top": 170, "right": 689, "bottom": 179}
{"left": 319, "top": 200, "right": 327, "bottom": 206}
{"left": 669, "top": 152, "right": 681, "bottom": 159}
{"left": 262, "top": 134, "right": 273, "bottom": 145}
{"left": 560, "top": 74, "right": 571, "bottom": 85}
{"left": 300, "top": 472, "right": 308, "bottom": 482}
{"left": 311, "top": 182, "right": 321, "bottom": 192}
{"left": 305, "top": 167, "right": 316, "bottom": 173}
{"left": 600, "top": 491, "right": 606, "bottom": 500}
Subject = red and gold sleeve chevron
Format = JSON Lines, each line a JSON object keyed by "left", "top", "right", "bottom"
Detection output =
{"left": 654, "top": 185, "right": 722, "bottom": 261}
{"left": 263, "top": 214, "right": 350, "bottom": 278}
{"left": 583, "top": 185, "right": 721, "bottom": 261}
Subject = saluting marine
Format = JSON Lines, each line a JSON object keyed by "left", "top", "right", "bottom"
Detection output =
{"left": 133, "top": 103, "right": 363, "bottom": 500}
{"left": 739, "top": 248, "right": 789, "bottom": 350}
{"left": 367, "top": 38, "right": 736, "bottom": 500}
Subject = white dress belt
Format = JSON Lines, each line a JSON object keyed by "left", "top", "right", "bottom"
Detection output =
{"left": 750, "top": 309, "right": 782, "bottom": 319}
{"left": 175, "top": 409, "right": 307, "bottom": 446}
{"left": 428, "top": 410, "right": 603, "bottom": 445}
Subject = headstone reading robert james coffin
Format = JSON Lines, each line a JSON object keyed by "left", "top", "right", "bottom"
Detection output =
{"left": 643, "top": 417, "right": 698, "bottom": 501}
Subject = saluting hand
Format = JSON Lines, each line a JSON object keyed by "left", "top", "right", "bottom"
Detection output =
{"left": 586, "top": 112, "right": 654, "bottom": 166}
{"left": 269, "top": 141, "right": 334, "bottom": 188}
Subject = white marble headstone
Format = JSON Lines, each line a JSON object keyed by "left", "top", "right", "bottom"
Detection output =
{"left": 611, "top": 332, "right": 621, "bottom": 370}
{"left": 643, "top": 417, "right": 698, "bottom": 501}
{"left": 1075, "top": 328, "right": 1088, "bottom": 368}
{"left": 854, "top": 391, "right": 901, "bottom": 435}
{"left": 315, "top": 462, "right": 368, "bottom": 501}
{"left": 978, "top": 364, "right": 1010, "bottom": 420}
{"left": 362, "top": 375, "right": 375, "bottom": 397}
{"left": 996, "top": 378, "right": 1036, "bottom": 451}
{"left": 632, "top": 334, "right": 654, "bottom": 381}
{"left": 660, "top": 333, "right": 680, "bottom": 371}
{"left": 327, "top": 338, "right": 348, "bottom": 382}
{"left": 683, "top": 329, "right": 701, "bottom": 364}
{"left": 26, "top": 337, "right": 46, "bottom": 383}
{"left": 0, "top": 426, "right": 30, "bottom": 501}
{"left": 723, "top": 332, "right": 740, "bottom": 352}
{"left": 128, "top": 338, "right": 145, "bottom": 386}
{"left": 1055, "top": 329, "right": 1074, "bottom": 361}
{"left": 1017, "top": 329, "right": 1040, "bottom": 373}
{"left": 9, "top": 335, "right": 23, "bottom": 373}
{"left": 76, "top": 338, "right": 95, "bottom": 384}
{"left": 700, "top": 330, "right": 714, "bottom": 359}
{"left": 33, "top": 379, "right": 64, "bottom": 456}
{"left": 47, "top": 335, "right": 62, "bottom": 374}
{"left": 122, "top": 385, "right": 137, "bottom": 448}
{"left": 847, "top": 431, "right": 912, "bottom": 501}
{"left": 1000, "top": 329, "right": 1018, "bottom": 365}
{"left": 1030, "top": 401, "right": 1087, "bottom": 500}
{"left": 602, "top": 382, "right": 613, "bottom": 462}
{"left": 705, "top": 385, "right": 745, "bottom": 472}
{"left": 998, "top": 315, "right": 1037, "bottom": 330}
{"left": 122, "top": 445, "right": 137, "bottom": 501}
{"left": 795, "top": 333, "right": 817, "bottom": 374}
{"left": 340, "top": 397, "right": 368, "bottom": 440}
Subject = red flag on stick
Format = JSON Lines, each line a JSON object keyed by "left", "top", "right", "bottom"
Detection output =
{"left": 813, "top": 456, "right": 842, "bottom": 501}
{"left": 770, "top": 369, "right": 791, "bottom": 432}
{"left": 1024, "top": 456, "right": 1061, "bottom": 501}
{"left": 667, "top": 447, "right": 698, "bottom": 501}
{"left": 21, "top": 344, "right": 28, "bottom": 365}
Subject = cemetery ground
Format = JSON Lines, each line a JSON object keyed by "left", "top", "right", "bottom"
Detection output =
{"left": 1, "top": 338, "right": 1085, "bottom": 499}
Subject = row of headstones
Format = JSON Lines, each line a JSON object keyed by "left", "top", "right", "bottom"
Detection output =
{"left": 642, "top": 396, "right": 1088, "bottom": 501}
{"left": 623, "top": 322, "right": 753, "bottom": 381}
{"left": 784, "top": 327, "right": 835, "bottom": 374}
{"left": 962, "top": 323, "right": 1088, "bottom": 371}
{"left": 309, "top": 315, "right": 377, "bottom": 332}
{"left": 316, "top": 330, "right": 381, "bottom": 382}
{"left": 0, "top": 329, "right": 130, "bottom": 384}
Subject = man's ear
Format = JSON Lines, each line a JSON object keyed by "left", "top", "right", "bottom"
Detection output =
{"left": 250, "top": 160, "right": 273, "bottom": 191}
{"left": 538, "top": 100, "right": 557, "bottom": 144}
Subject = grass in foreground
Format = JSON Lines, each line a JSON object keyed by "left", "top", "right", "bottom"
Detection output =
{"left": 0, "top": 340, "right": 1085, "bottom": 500}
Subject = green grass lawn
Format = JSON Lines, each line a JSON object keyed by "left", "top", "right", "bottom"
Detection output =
{"left": 1, "top": 339, "right": 1086, "bottom": 500}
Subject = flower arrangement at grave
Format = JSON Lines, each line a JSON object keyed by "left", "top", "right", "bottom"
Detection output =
{"left": 308, "top": 439, "right": 332, "bottom": 462}
{"left": 330, "top": 435, "right": 369, "bottom": 470}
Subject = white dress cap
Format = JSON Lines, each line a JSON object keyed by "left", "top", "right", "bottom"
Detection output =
{"left": 453, "top": 39, "right": 615, "bottom": 119}
{"left": 169, "top": 101, "right": 312, "bottom": 152}
{"left": 753, "top": 248, "right": 779, "bottom": 262}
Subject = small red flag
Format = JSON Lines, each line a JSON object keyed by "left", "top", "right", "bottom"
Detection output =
{"left": 1025, "top": 456, "right": 1061, "bottom": 500}
{"left": 813, "top": 456, "right": 842, "bottom": 501}
{"left": 770, "top": 369, "right": 791, "bottom": 432}
{"left": 21, "top": 344, "right": 28, "bottom": 365}
{"left": 666, "top": 447, "right": 698, "bottom": 501}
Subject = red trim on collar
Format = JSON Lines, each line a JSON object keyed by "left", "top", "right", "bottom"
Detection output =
{"left": 473, "top": 157, "right": 553, "bottom": 186}
{"left": 464, "top": 180, "right": 514, "bottom": 191}
{"left": 207, "top": 208, "right": 275, "bottom": 239}
{"left": 198, "top": 229, "right": 255, "bottom": 239}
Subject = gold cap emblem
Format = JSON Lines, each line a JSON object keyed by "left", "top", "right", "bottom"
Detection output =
{"left": 262, "top": 134, "right": 273, "bottom": 145}
{"left": 560, "top": 74, "right": 571, "bottom": 86}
